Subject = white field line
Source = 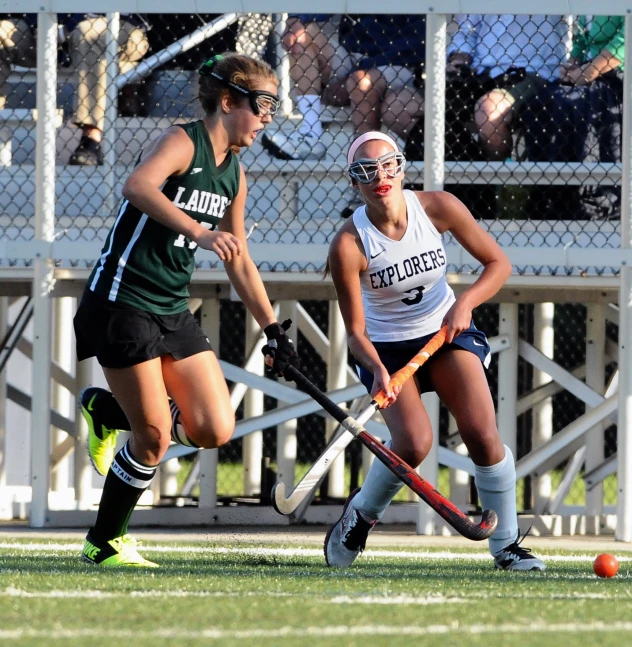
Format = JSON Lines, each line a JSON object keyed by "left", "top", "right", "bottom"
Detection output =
{"left": 1, "top": 623, "right": 632, "bottom": 640}
{"left": 0, "top": 588, "right": 620, "bottom": 602}
{"left": 0, "top": 542, "right": 630, "bottom": 563}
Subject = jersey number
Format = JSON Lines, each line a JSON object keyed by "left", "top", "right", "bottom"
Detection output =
{"left": 401, "top": 284, "right": 425, "bottom": 306}
{"left": 174, "top": 221, "right": 213, "bottom": 250}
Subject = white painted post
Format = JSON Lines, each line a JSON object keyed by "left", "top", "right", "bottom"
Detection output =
{"left": 326, "top": 301, "right": 348, "bottom": 498}
{"left": 243, "top": 312, "right": 264, "bottom": 496}
{"left": 30, "top": 12, "right": 57, "bottom": 527}
{"left": 73, "top": 353, "right": 92, "bottom": 510}
{"left": 532, "top": 303, "right": 554, "bottom": 513}
{"left": 199, "top": 299, "right": 220, "bottom": 509}
{"left": 276, "top": 301, "right": 297, "bottom": 491}
{"left": 415, "top": 12, "right": 445, "bottom": 534}
{"left": 423, "top": 13, "right": 446, "bottom": 194}
{"left": 497, "top": 304, "right": 519, "bottom": 457}
{"left": 617, "top": 14, "right": 632, "bottom": 543}
{"left": 51, "top": 297, "right": 73, "bottom": 493}
{"left": 101, "top": 13, "right": 120, "bottom": 216}
{"left": 0, "top": 298, "right": 7, "bottom": 513}
{"left": 448, "top": 414, "right": 469, "bottom": 511}
{"left": 417, "top": 392, "right": 440, "bottom": 535}
{"left": 274, "top": 14, "right": 292, "bottom": 116}
{"left": 586, "top": 304, "right": 606, "bottom": 516}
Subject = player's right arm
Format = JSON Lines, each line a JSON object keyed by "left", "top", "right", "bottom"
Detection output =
{"left": 121, "top": 127, "right": 241, "bottom": 260}
{"left": 328, "top": 223, "right": 398, "bottom": 405}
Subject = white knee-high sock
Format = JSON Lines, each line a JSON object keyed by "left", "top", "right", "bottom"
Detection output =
{"left": 296, "top": 94, "right": 323, "bottom": 136}
{"left": 352, "top": 441, "right": 404, "bottom": 520}
{"left": 474, "top": 445, "right": 519, "bottom": 555}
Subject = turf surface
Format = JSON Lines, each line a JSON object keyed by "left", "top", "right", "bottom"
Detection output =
{"left": 0, "top": 537, "right": 630, "bottom": 646}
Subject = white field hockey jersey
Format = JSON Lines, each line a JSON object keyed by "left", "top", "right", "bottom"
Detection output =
{"left": 353, "top": 190, "right": 456, "bottom": 342}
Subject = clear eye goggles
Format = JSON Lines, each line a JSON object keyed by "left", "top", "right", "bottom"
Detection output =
{"left": 348, "top": 151, "right": 406, "bottom": 184}
{"left": 208, "top": 70, "right": 280, "bottom": 117}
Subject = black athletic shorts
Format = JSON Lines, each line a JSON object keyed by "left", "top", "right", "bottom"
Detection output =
{"left": 357, "top": 321, "right": 491, "bottom": 394}
{"left": 74, "top": 289, "right": 212, "bottom": 369}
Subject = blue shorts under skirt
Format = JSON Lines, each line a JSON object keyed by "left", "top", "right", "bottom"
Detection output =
{"left": 357, "top": 321, "right": 491, "bottom": 395}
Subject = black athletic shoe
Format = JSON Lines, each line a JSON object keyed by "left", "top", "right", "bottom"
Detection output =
{"left": 324, "top": 488, "right": 378, "bottom": 567}
{"left": 494, "top": 530, "right": 546, "bottom": 571}
{"left": 69, "top": 136, "right": 104, "bottom": 166}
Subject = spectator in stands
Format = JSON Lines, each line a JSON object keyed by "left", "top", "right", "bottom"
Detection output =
{"left": 400, "top": 15, "right": 571, "bottom": 163}
{"left": 452, "top": 15, "right": 571, "bottom": 161}
{"left": 0, "top": 13, "right": 148, "bottom": 165}
{"left": 523, "top": 15, "right": 624, "bottom": 219}
{"left": 261, "top": 14, "right": 425, "bottom": 161}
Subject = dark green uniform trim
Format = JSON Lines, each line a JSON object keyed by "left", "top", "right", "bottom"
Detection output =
{"left": 88, "top": 120, "right": 241, "bottom": 315}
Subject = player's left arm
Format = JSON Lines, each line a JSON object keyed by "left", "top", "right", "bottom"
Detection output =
{"left": 219, "top": 164, "right": 277, "bottom": 329}
{"left": 421, "top": 191, "right": 512, "bottom": 342}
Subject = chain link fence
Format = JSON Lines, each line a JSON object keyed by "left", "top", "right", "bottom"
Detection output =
{"left": 0, "top": 11, "right": 622, "bottom": 513}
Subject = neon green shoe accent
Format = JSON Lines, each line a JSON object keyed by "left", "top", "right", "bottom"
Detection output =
{"left": 81, "top": 394, "right": 121, "bottom": 476}
{"left": 82, "top": 534, "right": 158, "bottom": 568}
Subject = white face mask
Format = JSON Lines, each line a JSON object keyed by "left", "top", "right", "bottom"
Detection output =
{"left": 349, "top": 151, "right": 406, "bottom": 184}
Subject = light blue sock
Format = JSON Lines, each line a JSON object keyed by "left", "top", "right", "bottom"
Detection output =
{"left": 352, "top": 441, "right": 404, "bottom": 520}
{"left": 474, "top": 445, "right": 519, "bottom": 556}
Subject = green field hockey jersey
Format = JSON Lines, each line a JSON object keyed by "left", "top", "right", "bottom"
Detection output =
{"left": 88, "top": 120, "right": 240, "bottom": 314}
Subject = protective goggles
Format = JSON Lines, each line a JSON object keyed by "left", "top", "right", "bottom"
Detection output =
{"left": 202, "top": 68, "right": 280, "bottom": 117}
{"left": 348, "top": 151, "right": 406, "bottom": 184}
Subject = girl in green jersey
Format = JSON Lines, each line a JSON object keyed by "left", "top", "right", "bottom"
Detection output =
{"left": 75, "top": 53, "right": 296, "bottom": 567}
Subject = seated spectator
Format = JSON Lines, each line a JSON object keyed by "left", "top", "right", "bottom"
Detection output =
{"left": 398, "top": 15, "right": 569, "bottom": 220}
{"left": 402, "top": 15, "right": 570, "bottom": 161}
{"left": 523, "top": 15, "right": 624, "bottom": 220}
{"left": 262, "top": 14, "right": 425, "bottom": 161}
{"left": 0, "top": 13, "right": 149, "bottom": 165}
{"left": 455, "top": 14, "right": 571, "bottom": 161}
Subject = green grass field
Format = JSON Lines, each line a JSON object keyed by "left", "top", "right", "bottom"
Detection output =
{"left": 0, "top": 535, "right": 630, "bottom": 647}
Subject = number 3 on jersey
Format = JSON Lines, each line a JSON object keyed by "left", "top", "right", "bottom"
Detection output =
{"left": 401, "top": 284, "right": 425, "bottom": 306}
{"left": 173, "top": 221, "right": 213, "bottom": 250}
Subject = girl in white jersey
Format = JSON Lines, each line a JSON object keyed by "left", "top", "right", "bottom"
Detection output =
{"left": 324, "top": 131, "right": 545, "bottom": 572}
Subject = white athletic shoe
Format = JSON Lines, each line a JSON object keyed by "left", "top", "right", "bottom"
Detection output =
{"left": 261, "top": 130, "right": 327, "bottom": 161}
{"left": 493, "top": 531, "right": 546, "bottom": 571}
{"left": 324, "top": 488, "right": 378, "bottom": 568}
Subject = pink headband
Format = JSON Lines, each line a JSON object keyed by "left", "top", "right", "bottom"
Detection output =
{"left": 347, "top": 131, "right": 399, "bottom": 166}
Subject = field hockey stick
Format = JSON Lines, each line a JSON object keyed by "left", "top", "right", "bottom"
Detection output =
{"left": 273, "top": 327, "right": 448, "bottom": 516}
{"left": 283, "top": 377, "right": 498, "bottom": 540}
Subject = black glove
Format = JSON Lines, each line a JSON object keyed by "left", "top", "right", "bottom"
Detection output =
{"left": 262, "top": 319, "right": 297, "bottom": 378}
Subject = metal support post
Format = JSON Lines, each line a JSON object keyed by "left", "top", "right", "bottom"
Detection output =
{"left": 423, "top": 13, "right": 446, "bottom": 193}
{"left": 273, "top": 14, "right": 293, "bottom": 116}
{"left": 448, "top": 414, "right": 469, "bottom": 511}
{"left": 417, "top": 392, "right": 440, "bottom": 535}
{"left": 276, "top": 301, "right": 297, "bottom": 491}
{"left": 418, "top": 12, "right": 446, "bottom": 535}
{"left": 30, "top": 12, "right": 57, "bottom": 527}
{"left": 497, "top": 304, "right": 519, "bottom": 456}
{"left": 617, "top": 13, "right": 632, "bottom": 542}
{"left": 243, "top": 312, "right": 264, "bottom": 496}
{"left": 0, "top": 298, "right": 7, "bottom": 516}
{"left": 74, "top": 352, "right": 92, "bottom": 509}
{"left": 532, "top": 303, "right": 554, "bottom": 512}
{"left": 199, "top": 299, "right": 220, "bottom": 509}
{"left": 586, "top": 304, "right": 606, "bottom": 515}
{"left": 101, "top": 13, "right": 120, "bottom": 217}
{"left": 51, "top": 297, "right": 73, "bottom": 493}
{"left": 326, "top": 300, "right": 348, "bottom": 498}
